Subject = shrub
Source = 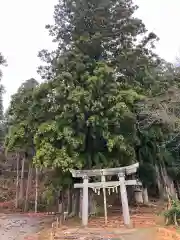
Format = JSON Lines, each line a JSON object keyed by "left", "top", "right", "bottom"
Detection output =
{"left": 163, "top": 198, "right": 180, "bottom": 226}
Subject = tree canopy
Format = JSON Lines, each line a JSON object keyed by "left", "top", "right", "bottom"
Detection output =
{"left": 5, "top": 1, "right": 180, "bottom": 196}
{"left": 5, "top": 78, "right": 39, "bottom": 156}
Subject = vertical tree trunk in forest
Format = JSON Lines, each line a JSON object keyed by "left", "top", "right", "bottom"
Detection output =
{"left": 155, "top": 164, "right": 165, "bottom": 199}
{"left": 24, "top": 164, "right": 32, "bottom": 212}
{"left": 75, "top": 189, "right": 80, "bottom": 216}
{"left": 142, "top": 188, "right": 149, "bottom": 204}
{"left": 162, "top": 166, "right": 176, "bottom": 198}
{"left": 176, "top": 181, "right": 180, "bottom": 199}
{"left": 58, "top": 190, "right": 63, "bottom": 214}
{"left": 15, "top": 153, "right": 20, "bottom": 209}
{"left": 69, "top": 189, "right": 80, "bottom": 217}
{"left": 19, "top": 156, "right": 25, "bottom": 200}
{"left": 134, "top": 187, "right": 143, "bottom": 204}
{"left": 67, "top": 187, "right": 72, "bottom": 214}
{"left": 167, "top": 176, "right": 176, "bottom": 198}
{"left": 35, "top": 168, "right": 38, "bottom": 213}
{"left": 89, "top": 189, "right": 98, "bottom": 216}
{"left": 160, "top": 164, "right": 176, "bottom": 199}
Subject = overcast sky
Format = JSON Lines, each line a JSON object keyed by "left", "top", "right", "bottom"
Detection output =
{"left": 0, "top": 0, "right": 179, "bottom": 110}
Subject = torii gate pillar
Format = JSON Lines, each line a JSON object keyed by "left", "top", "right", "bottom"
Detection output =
{"left": 118, "top": 172, "right": 131, "bottom": 226}
{"left": 82, "top": 175, "right": 88, "bottom": 226}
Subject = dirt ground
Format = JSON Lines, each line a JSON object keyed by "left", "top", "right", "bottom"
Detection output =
{"left": 41, "top": 205, "right": 160, "bottom": 240}
{"left": 48, "top": 226, "right": 156, "bottom": 240}
{"left": 0, "top": 201, "right": 175, "bottom": 240}
{"left": 37, "top": 202, "right": 172, "bottom": 240}
{"left": 0, "top": 214, "right": 53, "bottom": 240}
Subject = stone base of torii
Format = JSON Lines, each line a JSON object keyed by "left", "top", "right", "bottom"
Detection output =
{"left": 70, "top": 163, "right": 142, "bottom": 227}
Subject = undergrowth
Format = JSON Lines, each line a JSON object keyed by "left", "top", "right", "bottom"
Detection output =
{"left": 163, "top": 198, "right": 180, "bottom": 226}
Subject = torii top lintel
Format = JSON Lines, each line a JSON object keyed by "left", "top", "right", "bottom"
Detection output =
{"left": 70, "top": 163, "right": 139, "bottom": 178}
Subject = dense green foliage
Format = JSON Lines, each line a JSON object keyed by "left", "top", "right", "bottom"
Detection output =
{"left": 36, "top": 0, "right": 159, "bottom": 171}
{"left": 4, "top": 0, "right": 180, "bottom": 197}
{"left": 5, "top": 78, "right": 38, "bottom": 155}
{"left": 163, "top": 198, "right": 180, "bottom": 226}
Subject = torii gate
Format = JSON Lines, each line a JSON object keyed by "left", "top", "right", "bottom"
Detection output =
{"left": 70, "top": 163, "right": 141, "bottom": 227}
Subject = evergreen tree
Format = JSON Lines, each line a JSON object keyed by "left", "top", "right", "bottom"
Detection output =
{"left": 38, "top": 0, "right": 159, "bottom": 87}
{"left": 5, "top": 78, "right": 39, "bottom": 155}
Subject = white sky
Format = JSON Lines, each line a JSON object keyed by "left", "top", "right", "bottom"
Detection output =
{"left": 0, "top": 0, "right": 180, "bottom": 110}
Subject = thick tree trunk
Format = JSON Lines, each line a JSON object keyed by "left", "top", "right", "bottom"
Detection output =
{"left": 79, "top": 189, "right": 83, "bottom": 218}
{"left": 142, "top": 188, "right": 149, "bottom": 204}
{"left": 19, "top": 156, "right": 25, "bottom": 199}
{"left": 155, "top": 164, "right": 166, "bottom": 199}
{"left": 176, "top": 181, "right": 180, "bottom": 199}
{"left": 69, "top": 189, "right": 80, "bottom": 217}
{"left": 24, "top": 164, "right": 32, "bottom": 212}
{"left": 166, "top": 175, "right": 176, "bottom": 198}
{"left": 89, "top": 190, "right": 98, "bottom": 216}
{"left": 35, "top": 168, "right": 38, "bottom": 213}
{"left": 15, "top": 153, "right": 20, "bottom": 209}
{"left": 67, "top": 187, "right": 72, "bottom": 214}
{"left": 70, "top": 192, "right": 76, "bottom": 217}
{"left": 58, "top": 190, "right": 63, "bottom": 214}
{"left": 56, "top": 190, "right": 65, "bottom": 225}
{"left": 134, "top": 187, "right": 143, "bottom": 204}
{"left": 75, "top": 189, "right": 80, "bottom": 216}
{"left": 160, "top": 164, "right": 176, "bottom": 199}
